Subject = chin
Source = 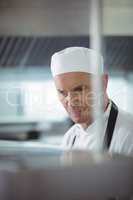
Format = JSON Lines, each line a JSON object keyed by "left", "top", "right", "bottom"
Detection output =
{"left": 71, "top": 117, "right": 85, "bottom": 124}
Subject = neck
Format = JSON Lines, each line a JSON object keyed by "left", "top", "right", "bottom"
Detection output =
{"left": 80, "top": 97, "right": 110, "bottom": 130}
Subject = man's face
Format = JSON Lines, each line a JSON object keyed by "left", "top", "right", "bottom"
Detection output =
{"left": 54, "top": 72, "right": 108, "bottom": 125}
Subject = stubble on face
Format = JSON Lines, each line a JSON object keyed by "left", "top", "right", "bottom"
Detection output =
{"left": 54, "top": 72, "right": 108, "bottom": 128}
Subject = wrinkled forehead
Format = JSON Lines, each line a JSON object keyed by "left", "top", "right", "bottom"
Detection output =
{"left": 54, "top": 72, "right": 94, "bottom": 90}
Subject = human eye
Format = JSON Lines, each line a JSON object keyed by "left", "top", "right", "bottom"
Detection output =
{"left": 58, "top": 89, "right": 67, "bottom": 97}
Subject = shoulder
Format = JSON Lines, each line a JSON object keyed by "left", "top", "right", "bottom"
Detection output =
{"left": 117, "top": 108, "right": 133, "bottom": 130}
{"left": 113, "top": 108, "right": 133, "bottom": 155}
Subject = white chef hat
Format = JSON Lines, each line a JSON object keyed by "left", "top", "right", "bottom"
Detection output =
{"left": 51, "top": 47, "right": 104, "bottom": 77}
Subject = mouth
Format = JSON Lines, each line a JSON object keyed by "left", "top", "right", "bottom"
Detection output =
{"left": 69, "top": 108, "right": 82, "bottom": 119}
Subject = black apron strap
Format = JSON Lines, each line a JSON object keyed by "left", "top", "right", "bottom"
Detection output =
{"left": 104, "top": 101, "right": 118, "bottom": 150}
{"left": 72, "top": 135, "right": 77, "bottom": 147}
{"left": 71, "top": 101, "right": 118, "bottom": 150}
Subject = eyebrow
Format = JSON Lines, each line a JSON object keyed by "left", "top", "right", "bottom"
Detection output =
{"left": 71, "top": 85, "right": 84, "bottom": 91}
{"left": 72, "top": 84, "right": 89, "bottom": 91}
{"left": 57, "top": 84, "right": 89, "bottom": 93}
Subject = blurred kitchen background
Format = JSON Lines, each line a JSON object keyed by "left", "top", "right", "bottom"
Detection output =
{"left": 0, "top": 0, "right": 133, "bottom": 146}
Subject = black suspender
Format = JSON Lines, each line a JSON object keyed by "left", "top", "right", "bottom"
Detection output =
{"left": 72, "top": 101, "right": 118, "bottom": 150}
{"left": 103, "top": 101, "right": 118, "bottom": 150}
{"left": 72, "top": 135, "right": 77, "bottom": 147}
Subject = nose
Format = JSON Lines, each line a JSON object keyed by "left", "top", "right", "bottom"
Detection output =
{"left": 65, "top": 92, "right": 80, "bottom": 107}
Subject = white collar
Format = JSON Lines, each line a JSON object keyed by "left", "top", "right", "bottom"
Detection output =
{"left": 75, "top": 100, "right": 112, "bottom": 136}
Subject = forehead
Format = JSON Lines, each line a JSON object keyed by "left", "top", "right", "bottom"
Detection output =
{"left": 54, "top": 72, "right": 93, "bottom": 90}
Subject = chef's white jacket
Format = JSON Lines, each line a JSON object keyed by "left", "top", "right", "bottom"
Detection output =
{"left": 61, "top": 101, "right": 133, "bottom": 156}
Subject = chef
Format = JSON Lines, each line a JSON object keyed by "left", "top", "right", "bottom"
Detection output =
{"left": 51, "top": 47, "right": 133, "bottom": 156}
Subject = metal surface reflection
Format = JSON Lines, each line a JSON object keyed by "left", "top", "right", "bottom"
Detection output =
{"left": 0, "top": 148, "right": 132, "bottom": 200}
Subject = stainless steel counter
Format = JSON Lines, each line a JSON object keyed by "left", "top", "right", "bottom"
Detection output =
{"left": 0, "top": 149, "right": 132, "bottom": 200}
